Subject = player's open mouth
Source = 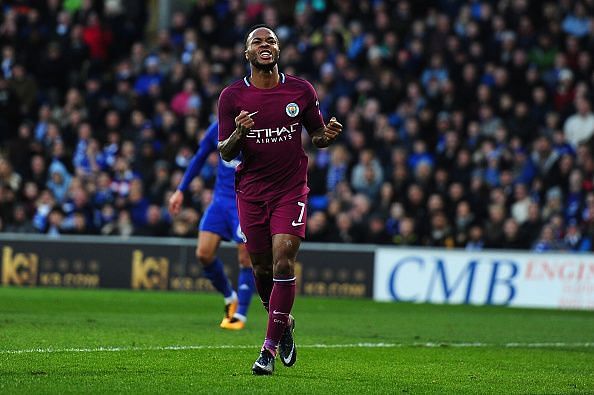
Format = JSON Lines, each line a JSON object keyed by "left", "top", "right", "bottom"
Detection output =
{"left": 259, "top": 50, "right": 273, "bottom": 60}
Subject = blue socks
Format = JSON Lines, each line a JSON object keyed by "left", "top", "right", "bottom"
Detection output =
{"left": 203, "top": 259, "right": 255, "bottom": 322}
{"left": 236, "top": 267, "right": 255, "bottom": 320}
{"left": 202, "top": 258, "right": 234, "bottom": 299}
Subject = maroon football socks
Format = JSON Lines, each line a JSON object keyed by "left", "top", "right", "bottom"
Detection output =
{"left": 263, "top": 277, "right": 296, "bottom": 355}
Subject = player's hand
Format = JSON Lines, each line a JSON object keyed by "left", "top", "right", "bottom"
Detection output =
{"left": 235, "top": 110, "right": 255, "bottom": 137}
{"left": 324, "top": 117, "right": 343, "bottom": 143}
{"left": 168, "top": 190, "right": 184, "bottom": 216}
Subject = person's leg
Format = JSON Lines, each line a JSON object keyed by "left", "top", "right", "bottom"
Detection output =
{"left": 235, "top": 243, "right": 255, "bottom": 320}
{"left": 235, "top": 196, "right": 273, "bottom": 312}
{"left": 221, "top": 243, "right": 255, "bottom": 330}
{"left": 237, "top": 197, "right": 281, "bottom": 375}
{"left": 250, "top": 250, "right": 274, "bottom": 311}
{"left": 259, "top": 194, "right": 307, "bottom": 369}
{"left": 262, "top": 234, "right": 300, "bottom": 356}
{"left": 229, "top": 203, "right": 256, "bottom": 323}
{"left": 196, "top": 231, "right": 237, "bottom": 321}
{"left": 247, "top": 250, "right": 278, "bottom": 375}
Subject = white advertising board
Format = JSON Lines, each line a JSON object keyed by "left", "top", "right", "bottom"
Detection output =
{"left": 374, "top": 248, "right": 594, "bottom": 309}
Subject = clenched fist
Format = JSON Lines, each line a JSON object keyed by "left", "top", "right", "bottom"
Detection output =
{"left": 235, "top": 110, "right": 256, "bottom": 136}
{"left": 324, "top": 117, "right": 343, "bottom": 142}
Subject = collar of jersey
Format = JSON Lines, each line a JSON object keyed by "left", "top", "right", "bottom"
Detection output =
{"left": 243, "top": 72, "right": 286, "bottom": 87}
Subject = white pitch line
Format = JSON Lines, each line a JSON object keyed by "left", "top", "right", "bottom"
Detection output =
{"left": 413, "top": 342, "right": 594, "bottom": 348}
{"left": 2, "top": 342, "right": 594, "bottom": 355}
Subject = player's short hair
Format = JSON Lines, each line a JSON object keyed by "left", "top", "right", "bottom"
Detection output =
{"left": 244, "top": 24, "right": 277, "bottom": 47}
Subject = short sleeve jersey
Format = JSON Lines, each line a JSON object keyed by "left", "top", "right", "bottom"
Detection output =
{"left": 218, "top": 73, "right": 324, "bottom": 202}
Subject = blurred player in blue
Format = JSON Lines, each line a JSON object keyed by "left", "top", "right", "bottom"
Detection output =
{"left": 168, "top": 121, "right": 255, "bottom": 330}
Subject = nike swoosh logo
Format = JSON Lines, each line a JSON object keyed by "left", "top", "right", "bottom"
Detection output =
{"left": 272, "top": 310, "right": 289, "bottom": 315}
{"left": 291, "top": 221, "right": 304, "bottom": 227}
{"left": 282, "top": 344, "right": 295, "bottom": 364}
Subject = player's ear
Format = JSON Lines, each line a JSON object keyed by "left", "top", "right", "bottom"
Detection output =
{"left": 244, "top": 50, "right": 248, "bottom": 60}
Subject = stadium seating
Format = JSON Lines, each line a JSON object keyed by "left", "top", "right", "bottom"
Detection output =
{"left": 0, "top": 0, "right": 593, "bottom": 252}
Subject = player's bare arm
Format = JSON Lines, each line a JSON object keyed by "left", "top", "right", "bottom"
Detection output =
{"left": 218, "top": 110, "right": 255, "bottom": 161}
{"left": 312, "top": 117, "right": 343, "bottom": 148}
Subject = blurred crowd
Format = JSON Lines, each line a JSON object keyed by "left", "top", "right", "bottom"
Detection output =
{"left": 1, "top": 0, "right": 594, "bottom": 252}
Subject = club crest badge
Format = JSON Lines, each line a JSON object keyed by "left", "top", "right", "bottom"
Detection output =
{"left": 286, "top": 102, "right": 299, "bottom": 117}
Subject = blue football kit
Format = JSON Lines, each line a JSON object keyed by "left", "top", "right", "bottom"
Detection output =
{"left": 178, "top": 121, "right": 244, "bottom": 243}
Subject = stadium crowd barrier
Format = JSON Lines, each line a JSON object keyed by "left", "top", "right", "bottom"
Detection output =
{"left": 1, "top": 234, "right": 592, "bottom": 309}
{"left": 0, "top": 234, "right": 373, "bottom": 298}
{"left": 374, "top": 248, "right": 594, "bottom": 310}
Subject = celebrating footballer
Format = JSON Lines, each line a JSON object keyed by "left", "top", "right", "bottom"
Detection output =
{"left": 217, "top": 24, "right": 343, "bottom": 375}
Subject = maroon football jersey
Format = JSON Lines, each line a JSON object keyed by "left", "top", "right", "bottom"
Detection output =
{"left": 218, "top": 73, "right": 325, "bottom": 202}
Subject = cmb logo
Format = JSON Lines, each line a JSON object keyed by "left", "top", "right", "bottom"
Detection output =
{"left": 2, "top": 246, "right": 39, "bottom": 286}
{"left": 131, "top": 250, "right": 169, "bottom": 290}
{"left": 387, "top": 256, "right": 519, "bottom": 305}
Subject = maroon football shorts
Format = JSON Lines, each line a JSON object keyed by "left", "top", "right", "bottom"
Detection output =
{"left": 236, "top": 192, "right": 308, "bottom": 254}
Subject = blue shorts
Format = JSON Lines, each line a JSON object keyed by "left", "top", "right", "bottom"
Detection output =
{"left": 199, "top": 197, "right": 245, "bottom": 244}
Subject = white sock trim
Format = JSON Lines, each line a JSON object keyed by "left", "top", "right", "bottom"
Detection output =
{"left": 224, "top": 291, "right": 237, "bottom": 305}
{"left": 233, "top": 313, "right": 247, "bottom": 322}
{"left": 273, "top": 277, "right": 296, "bottom": 282}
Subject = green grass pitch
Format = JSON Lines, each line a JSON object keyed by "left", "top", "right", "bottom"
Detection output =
{"left": 1, "top": 287, "right": 593, "bottom": 393}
